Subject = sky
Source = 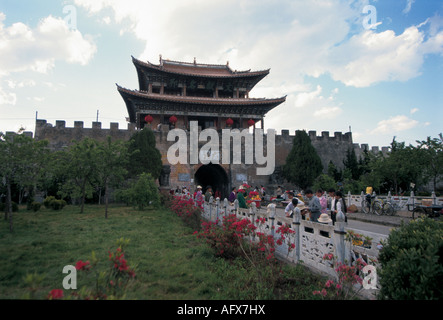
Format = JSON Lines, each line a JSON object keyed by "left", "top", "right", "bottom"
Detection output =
{"left": 0, "top": 0, "right": 442, "bottom": 149}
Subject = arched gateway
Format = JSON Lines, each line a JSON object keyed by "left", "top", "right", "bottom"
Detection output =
{"left": 194, "top": 164, "right": 229, "bottom": 200}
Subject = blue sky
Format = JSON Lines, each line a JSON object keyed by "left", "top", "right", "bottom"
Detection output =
{"left": 0, "top": 0, "right": 442, "bottom": 149}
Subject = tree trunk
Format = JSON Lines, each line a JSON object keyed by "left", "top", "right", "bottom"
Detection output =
{"left": 105, "top": 179, "right": 109, "bottom": 219}
{"left": 80, "top": 178, "right": 87, "bottom": 213}
{"left": 7, "top": 178, "right": 13, "bottom": 232}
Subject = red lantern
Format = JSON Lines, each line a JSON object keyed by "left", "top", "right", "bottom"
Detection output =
{"left": 226, "top": 118, "right": 233, "bottom": 126}
{"left": 247, "top": 119, "right": 255, "bottom": 126}
{"left": 169, "top": 115, "right": 177, "bottom": 124}
{"left": 144, "top": 115, "right": 153, "bottom": 123}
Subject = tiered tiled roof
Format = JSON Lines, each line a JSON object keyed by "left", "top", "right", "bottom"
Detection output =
{"left": 118, "top": 55, "right": 286, "bottom": 126}
{"left": 117, "top": 85, "right": 286, "bottom": 123}
{"left": 117, "top": 85, "right": 286, "bottom": 106}
{"left": 132, "top": 56, "right": 270, "bottom": 78}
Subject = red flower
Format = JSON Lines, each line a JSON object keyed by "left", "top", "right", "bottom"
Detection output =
{"left": 75, "top": 260, "right": 90, "bottom": 271}
{"left": 48, "top": 289, "right": 64, "bottom": 300}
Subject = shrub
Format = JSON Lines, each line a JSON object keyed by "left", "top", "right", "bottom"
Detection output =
{"left": 378, "top": 217, "right": 443, "bottom": 300}
{"left": 119, "top": 173, "right": 160, "bottom": 210}
{"left": 31, "top": 202, "right": 42, "bottom": 212}
{"left": 50, "top": 199, "right": 67, "bottom": 210}
{"left": 168, "top": 195, "right": 202, "bottom": 231}
{"left": 43, "top": 196, "right": 66, "bottom": 210}
{"left": 0, "top": 202, "right": 18, "bottom": 212}
{"left": 42, "top": 238, "right": 136, "bottom": 300}
{"left": 43, "top": 196, "right": 56, "bottom": 208}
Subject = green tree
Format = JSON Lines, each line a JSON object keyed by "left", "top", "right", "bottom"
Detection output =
{"left": 343, "top": 147, "right": 360, "bottom": 180}
{"left": 313, "top": 174, "right": 336, "bottom": 192}
{"left": 95, "top": 137, "right": 129, "bottom": 218}
{"left": 59, "top": 138, "right": 99, "bottom": 213}
{"left": 416, "top": 134, "right": 443, "bottom": 191}
{"left": 327, "top": 160, "right": 342, "bottom": 182}
{"left": 120, "top": 173, "right": 160, "bottom": 210}
{"left": 127, "top": 128, "right": 162, "bottom": 179}
{"left": 0, "top": 130, "right": 48, "bottom": 232}
{"left": 283, "top": 130, "right": 323, "bottom": 190}
{"left": 374, "top": 137, "right": 423, "bottom": 194}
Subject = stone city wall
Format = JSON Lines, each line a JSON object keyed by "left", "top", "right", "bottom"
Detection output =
{"left": 33, "top": 119, "right": 388, "bottom": 193}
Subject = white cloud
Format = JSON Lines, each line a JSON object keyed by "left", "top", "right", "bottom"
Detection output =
{"left": 73, "top": 0, "right": 443, "bottom": 91}
{"left": 0, "top": 13, "right": 97, "bottom": 76}
{"left": 0, "top": 87, "right": 16, "bottom": 105}
{"left": 410, "top": 107, "right": 419, "bottom": 114}
{"left": 370, "top": 115, "right": 419, "bottom": 134}
{"left": 403, "top": 0, "right": 415, "bottom": 15}
{"left": 6, "top": 79, "right": 36, "bottom": 89}
{"left": 292, "top": 85, "right": 342, "bottom": 119}
{"left": 0, "top": 12, "right": 97, "bottom": 106}
{"left": 326, "top": 25, "right": 443, "bottom": 87}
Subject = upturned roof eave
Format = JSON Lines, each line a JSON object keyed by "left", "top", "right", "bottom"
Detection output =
{"left": 116, "top": 84, "right": 286, "bottom": 106}
{"left": 131, "top": 55, "right": 270, "bottom": 79}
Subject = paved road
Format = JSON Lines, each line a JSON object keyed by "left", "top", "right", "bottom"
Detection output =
{"left": 273, "top": 207, "right": 412, "bottom": 236}
{"left": 345, "top": 219, "right": 394, "bottom": 235}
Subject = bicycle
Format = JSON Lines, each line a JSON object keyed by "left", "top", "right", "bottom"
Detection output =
{"left": 361, "top": 194, "right": 383, "bottom": 215}
{"left": 382, "top": 197, "right": 410, "bottom": 216}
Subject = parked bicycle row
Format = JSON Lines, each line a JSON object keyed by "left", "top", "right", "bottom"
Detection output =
{"left": 361, "top": 194, "right": 443, "bottom": 219}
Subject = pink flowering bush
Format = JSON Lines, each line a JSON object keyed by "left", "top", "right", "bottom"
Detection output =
{"left": 194, "top": 214, "right": 296, "bottom": 263}
{"left": 169, "top": 195, "right": 203, "bottom": 231}
{"left": 47, "top": 289, "right": 64, "bottom": 300}
{"left": 195, "top": 214, "right": 256, "bottom": 259}
{"left": 194, "top": 214, "right": 296, "bottom": 290}
{"left": 313, "top": 253, "right": 369, "bottom": 300}
{"left": 46, "top": 238, "right": 136, "bottom": 300}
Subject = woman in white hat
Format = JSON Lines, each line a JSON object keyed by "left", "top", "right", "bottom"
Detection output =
{"left": 318, "top": 213, "right": 332, "bottom": 224}
{"left": 195, "top": 185, "right": 203, "bottom": 204}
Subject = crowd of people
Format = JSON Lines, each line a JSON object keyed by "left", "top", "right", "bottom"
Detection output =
{"left": 170, "top": 184, "right": 348, "bottom": 225}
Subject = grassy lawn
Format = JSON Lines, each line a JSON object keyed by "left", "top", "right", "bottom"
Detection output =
{"left": 0, "top": 204, "right": 322, "bottom": 300}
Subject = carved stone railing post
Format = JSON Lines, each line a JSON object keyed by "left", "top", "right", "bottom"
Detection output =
{"left": 334, "top": 210, "right": 346, "bottom": 265}
{"left": 223, "top": 198, "right": 228, "bottom": 217}
{"left": 269, "top": 203, "right": 276, "bottom": 238}
{"left": 209, "top": 196, "right": 214, "bottom": 221}
{"left": 292, "top": 206, "right": 301, "bottom": 263}
{"left": 249, "top": 202, "right": 257, "bottom": 240}
{"left": 216, "top": 197, "right": 220, "bottom": 221}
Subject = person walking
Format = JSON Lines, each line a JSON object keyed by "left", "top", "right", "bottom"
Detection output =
{"left": 285, "top": 197, "right": 300, "bottom": 218}
{"left": 328, "top": 188, "right": 337, "bottom": 225}
{"left": 237, "top": 186, "right": 248, "bottom": 209}
{"left": 332, "top": 191, "right": 348, "bottom": 223}
{"left": 305, "top": 189, "right": 321, "bottom": 222}
{"left": 316, "top": 189, "right": 327, "bottom": 215}
{"left": 228, "top": 187, "right": 237, "bottom": 203}
{"left": 276, "top": 186, "right": 283, "bottom": 199}
{"left": 205, "top": 186, "right": 213, "bottom": 202}
{"left": 195, "top": 185, "right": 204, "bottom": 206}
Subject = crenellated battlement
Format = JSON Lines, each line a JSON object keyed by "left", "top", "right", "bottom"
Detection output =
{"left": 34, "top": 119, "right": 388, "bottom": 174}
{"left": 36, "top": 119, "right": 137, "bottom": 131}
{"left": 34, "top": 119, "right": 137, "bottom": 150}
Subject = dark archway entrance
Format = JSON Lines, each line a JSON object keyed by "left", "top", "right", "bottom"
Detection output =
{"left": 194, "top": 163, "right": 229, "bottom": 200}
